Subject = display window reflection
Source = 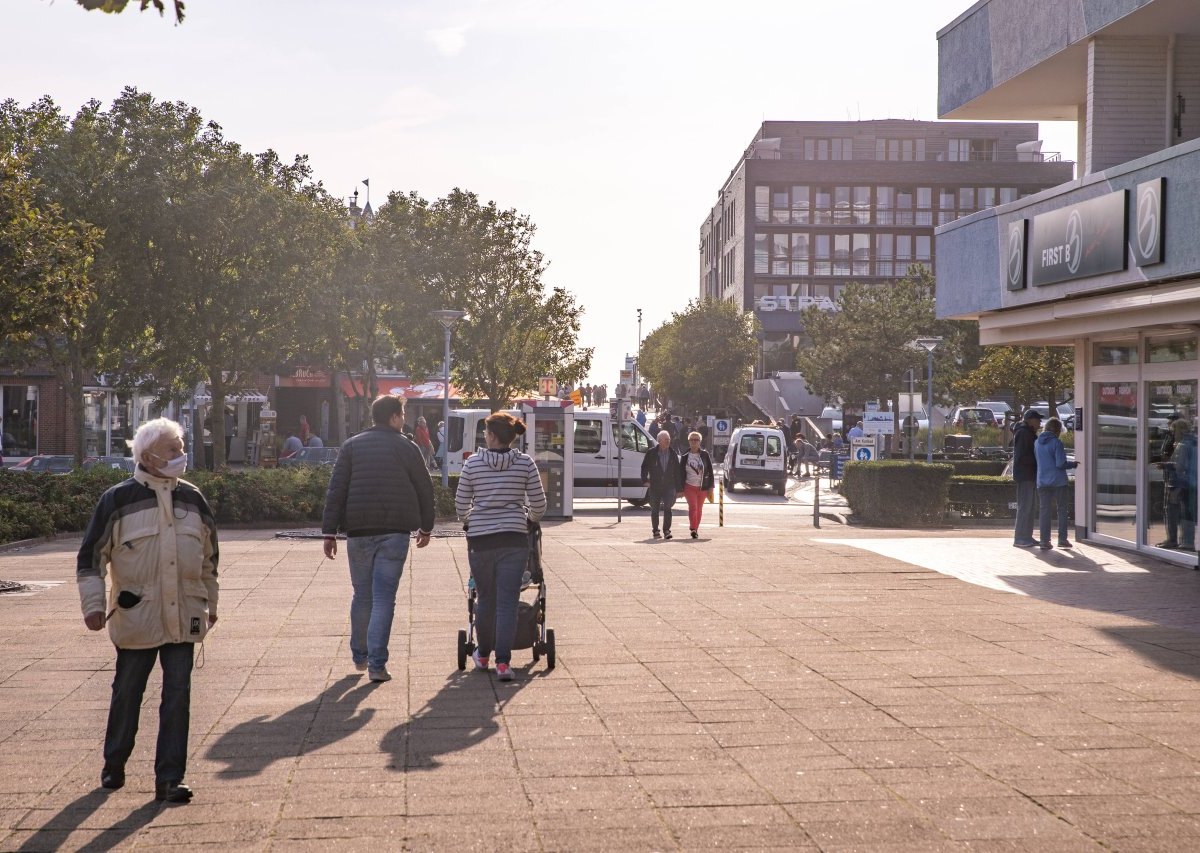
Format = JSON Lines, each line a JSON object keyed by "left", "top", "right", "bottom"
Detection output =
{"left": 1, "top": 386, "right": 38, "bottom": 456}
{"left": 1093, "top": 382, "right": 1138, "bottom": 542}
{"left": 1145, "top": 380, "right": 1197, "bottom": 552}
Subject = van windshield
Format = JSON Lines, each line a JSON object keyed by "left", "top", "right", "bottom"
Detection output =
{"left": 739, "top": 435, "right": 764, "bottom": 455}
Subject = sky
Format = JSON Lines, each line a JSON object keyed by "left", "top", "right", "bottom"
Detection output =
{"left": 4, "top": 0, "right": 1077, "bottom": 386}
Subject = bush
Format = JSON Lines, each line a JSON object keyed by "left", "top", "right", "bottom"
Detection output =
{"left": 947, "top": 460, "right": 1006, "bottom": 476}
{"left": 948, "top": 475, "right": 1076, "bottom": 520}
{"left": 841, "top": 461, "right": 953, "bottom": 526}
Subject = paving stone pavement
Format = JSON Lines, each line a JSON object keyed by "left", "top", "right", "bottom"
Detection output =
{"left": 4, "top": 500, "right": 1200, "bottom": 851}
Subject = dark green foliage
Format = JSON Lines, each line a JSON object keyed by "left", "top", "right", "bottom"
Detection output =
{"left": 947, "top": 460, "right": 1006, "bottom": 476}
{"left": 948, "top": 475, "right": 1075, "bottom": 520}
{"left": 0, "top": 466, "right": 461, "bottom": 544}
{"left": 841, "top": 461, "right": 954, "bottom": 527}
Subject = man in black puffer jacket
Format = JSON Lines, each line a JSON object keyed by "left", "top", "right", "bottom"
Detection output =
{"left": 322, "top": 395, "right": 435, "bottom": 682}
{"left": 1011, "top": 409, "right": 1043, "bottom": 548}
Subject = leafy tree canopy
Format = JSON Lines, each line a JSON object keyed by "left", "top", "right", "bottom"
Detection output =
{"left": 955, "top": 346, "right": 1074, "bottom": 414}
{"left": 794, "top": 266, "right": 979, "bottom": 411}
{"left": 75, "top": 0, "right": 185, "bottom": 23}
{"left": 638, "top": 298, "right": 758, "bottom": 413}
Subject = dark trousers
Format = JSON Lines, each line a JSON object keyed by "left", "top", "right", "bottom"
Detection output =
{"left": 649, "top": 487, "right": 677, "bottom": 534}
{"left": 1014, "top": 479, "right": 1037, "bottom": 544}
{"left": 104, "top": 643, "right": 194, "bottom": 784}
{"left": 1038, "top": 485, "right": 1070, "bottom": 544}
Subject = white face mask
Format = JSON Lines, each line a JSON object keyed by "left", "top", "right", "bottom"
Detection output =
{"left": 155, "top": 453, "right": 187, "bottom": 478}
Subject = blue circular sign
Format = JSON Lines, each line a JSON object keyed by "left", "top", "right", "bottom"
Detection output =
{"left": 855, "top": 447, "right": 873, "bottom": 461}
{"left": 716, "top": 419, "right": 729, "bottom": 432}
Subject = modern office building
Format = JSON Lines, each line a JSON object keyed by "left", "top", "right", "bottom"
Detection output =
{"left": 699, "top": 120, "right": 1074, "bottom": 375}
{"left": 935, "top": 0, "right": 1200, "bottom": 563}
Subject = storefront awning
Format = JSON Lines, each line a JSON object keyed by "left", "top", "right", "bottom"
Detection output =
{"left": 194, "top": 390, "right": 268, "bottom": 405}
{"left": 339, "top": 376, "right": 465, "bottom": 400}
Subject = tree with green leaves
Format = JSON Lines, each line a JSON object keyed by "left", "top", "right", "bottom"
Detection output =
{"left": 955, "top": 346, "right": 1075, "bottom": 414}
{"left": 794, "top": 267, "right": 979, "bottom": 442}
{"left": 637, "top": 298, "right": 758, "bottom": 413}
{"left": 423, "top": 190, "right": 592, "bottom": 411}
{"left": 76, "top": 0, "right": 185, "bottom": 23}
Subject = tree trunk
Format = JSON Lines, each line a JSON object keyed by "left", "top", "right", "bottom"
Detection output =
{"left": 209, "top": 372, "right": 226, "bottom": 468}
{"left": 330, "top": 369, "right": 345, "bottom": 446}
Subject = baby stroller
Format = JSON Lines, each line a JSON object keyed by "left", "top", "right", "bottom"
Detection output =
{"left": 457, "top": 522, "right": 556, "bottom": 671}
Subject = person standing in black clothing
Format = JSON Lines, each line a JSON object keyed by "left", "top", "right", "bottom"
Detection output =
{"left": 641, "top": 430, "right": 684, "bottom": 539}
{"left": 1011, "top": 409, "right": 1043, "bottom": 547}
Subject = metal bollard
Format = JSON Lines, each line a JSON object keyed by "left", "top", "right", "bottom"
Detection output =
{"left": 813, "top": 466, "right": 821, "bottom": 528}
{"left": 718, "top": 478, "right": 724, "bottom": 527}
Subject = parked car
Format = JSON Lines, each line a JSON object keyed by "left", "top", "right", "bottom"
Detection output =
{"left": 8, "top": 455, "right": 75, "bottom": 474}
{"left": 83, "top": 455, "right": 136, "bottom": 473}
{"left": 950, "top": 406, "right": 1001, "bottom": 430}
{"left": 975, "top": 401, "right": 1012, "bottom": 426}
{"left": 277, "top": 446, "right": 340, "bottom": 467}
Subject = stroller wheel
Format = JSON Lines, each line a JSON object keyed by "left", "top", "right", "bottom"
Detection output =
{"left": 532, "top": 643, "right": 541, "bottom": 663}
{"left": 546, "top": 628, "right": 556, "bottom": 670}
{"left": 457, "top": 630, "right": 468, "bottom": 671}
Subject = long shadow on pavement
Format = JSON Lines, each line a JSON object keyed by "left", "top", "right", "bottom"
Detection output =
{"left": 382, "top": 667, "right": 543, "bottom": 772}
{"left": 999, "top": 544, "right": 1200, "bottom": 637}
{"left": 1099, "top": 625, "right": 1200, "bottom": 679}
{"left": 16, "top": 791, "right": 160, "bottom": 853}
{"left": 205, "top": 675, "right": 377, "bottom": 778}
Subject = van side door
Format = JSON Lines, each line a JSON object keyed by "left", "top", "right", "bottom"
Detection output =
{"left": 611, "top": 420, "right": 652, "bottom": 499}
{"left": 573, "top": 415, "right": 609, "bottom": 497}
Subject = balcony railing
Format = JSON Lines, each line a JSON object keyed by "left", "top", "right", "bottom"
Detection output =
{"left": 745, "top": 148, "right": 1069, "bottom": 165}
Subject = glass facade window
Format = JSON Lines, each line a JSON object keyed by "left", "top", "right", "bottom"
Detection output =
{"left": 852, "top": 233, "right": 870, "bottom": 276}
{"left": 896, "top": 235, "right": 913, "bottom": 267}
{"left": 834, "top": 186, "right": 851, "bottom": 224}
{"left": 979, "top": 187, "right": 997, "bottom": 209}
{"left": 790, "top": 185, "right": 809, "bottom": 224}
{"left": 1094, "top": 381, "right": 1138, "bottom": 542}
{"left": 833, "top": 234, "right": 850, "bottom": 276}
{"left": 958, "top": 187, "right": 975, "bottom": 211}
{"left": 876, "top": 187, "right": 893, "bottom": 225}
{"left": 999, "top": 187, "right": 1018, "bottom": 204}
{"left": 1, "top": 385, "right": 38, "bottom": 456}
{"left": 915, "top": 235, "right": 931, "bottom": 261}
{"left": 813, "top": 234, "right": 831, "bottom": 276}
{"left": 875, "top": 233, "right": 893, "bottom": 277}
{"left": 772, "top": 188, "right": 789, "bottom": 223}
{"left": 791, "top": 233, "right": 809, "bottom": 275}
{"left": 1093, "top": 342, "right": 1139, "bottom": 365}
{"left": 814, "top": 187, "right": 832, "bottom": 224}
{"left": 1146, "top": 334, "right": 1198, "bottom": 363}
{"left": 896, "top": 188, "right": 913, "bottom": 225}
{"left": 754, "top": 234, "right": 768, "bottom": 274}
{"left": 1145, "top": 379, "right": 1198, "bottom": 552}
{"left": 772, "top": 233, "right": 789, "bottom": 275}
{"left": 852, "top": 187, "right": 870, "bottom": 224}
{"left": 916, "top": 187, "right": 932, "bottom": 225}
{"left": 755, "top": 186, "right": 769, "bottom": 223}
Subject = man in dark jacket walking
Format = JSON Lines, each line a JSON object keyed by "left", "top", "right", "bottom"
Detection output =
{"left": 322, "top": 395, "right": 435, "bottom": 682}
{"left": 1012, "top": 409, "right": 1043, "bottom": 547}
{"left": 641, "top": 430, "right": 685, "bottom": 540}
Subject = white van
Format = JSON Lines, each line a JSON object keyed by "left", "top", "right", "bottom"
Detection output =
{"left": 445, "top": 408, "right": 654, "bottom": 504}
{"left": 724, "top": 425, "right": 788, "bottom": 495}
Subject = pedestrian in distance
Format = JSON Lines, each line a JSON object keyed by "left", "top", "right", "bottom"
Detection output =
{"left": 455, "top": 412, "right": 547, "bottom": 682}
{"left": 681, "top": 431, "right": 715, "bottom": 538}
{"left": 322, "top": 395, "right": 435, "bottom": 683}
{"left": 794, "top": 434, "right": 818, "bottom": 477}
{"left": 1157, "top": 418, "right": 1190, "bottom": 548}
{"left": 1175, "top": 420, "right": 1198, "bottom": 551}
{"left": 1012, "top": 409, "right": 1043, "bottom": 547}
{"left": 414, "top": 416, "right": 433, "bottom": 468}
{"left": 281, "top": 430, "right": 304, "bottom": 458}
{"left": 1035, "top": 416, "right": 1077, "bottom": 549}
{"left": 434, "top": 420, "right": 446, "bottom": 472}
{"left": 76, "top": 417, "right": 219, "bottom": 803}
{"left": 641, "top": 430, "right": 685, "bottom": 540}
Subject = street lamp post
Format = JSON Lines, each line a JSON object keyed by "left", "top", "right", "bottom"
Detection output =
{"left": 634, "top": 308, "right": 642, "bottom": 393}
{"left": 430, "top": 309, "right": 466, "bottom": 487}
{"left": 914, "top": 337, "right": 943, "bottom": 464}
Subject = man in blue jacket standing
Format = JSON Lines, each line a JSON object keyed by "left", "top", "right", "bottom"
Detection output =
{"left": 1012, "top": 409, "right": 1043, "bottom": 547}
{"left": 322, "top": 395, "right": 435, "bottom": 682}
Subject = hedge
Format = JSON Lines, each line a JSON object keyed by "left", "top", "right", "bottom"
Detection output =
{"left": 841, "top": 461, "right": 954, "bottom": 527}
{"left": 948, "top": 475, "right": 1076, "bottom": 520}
{"left": 0, "top": 466, "right": 461, "bottom": 545}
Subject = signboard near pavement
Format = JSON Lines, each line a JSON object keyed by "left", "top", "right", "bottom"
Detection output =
{"left": 609, "top": 398, "right": 632, "bottom": 420}
{"left": 851, "top": 437, "right": 876, "bottom": 462}
{"left": 862, "top": 411, "right": 895, "bottom": 435}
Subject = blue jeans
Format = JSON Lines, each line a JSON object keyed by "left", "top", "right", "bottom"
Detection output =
{"left": 469, "top": 545, "right": 528, "bottom": 666}
{"left": 347, "top": 533, "right": 410, "bottom": 670}
{"left": 1014, "top": 479, "right": 1037, "bottom": 544}
{"left": 104, "top": 643, "right": 194, "bottom": 784}
{"left": 1038, "top": 485, "right": 1070, "bottom": 544}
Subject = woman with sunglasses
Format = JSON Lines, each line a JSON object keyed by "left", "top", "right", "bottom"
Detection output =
{"left": 681, "top": 431, "right": 715, "bottom": 539}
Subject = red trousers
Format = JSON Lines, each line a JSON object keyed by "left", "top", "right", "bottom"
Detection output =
{"left": 683, "top": 483, "right": 707, "bottom": 531}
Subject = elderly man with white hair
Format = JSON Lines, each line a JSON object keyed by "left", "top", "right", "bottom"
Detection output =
{"left": 77, "top": 417, "right": 219, "bottom": 803}
{"left": 639, "top": 429, "right": 684, "bottom": 540}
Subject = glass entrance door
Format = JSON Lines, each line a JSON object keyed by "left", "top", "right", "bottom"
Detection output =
{"left": 1093, "top": 381, "right": 1137, "bottom": 542}
{"left": 1144, "top": 380, "right": 1197, "bottom": 552}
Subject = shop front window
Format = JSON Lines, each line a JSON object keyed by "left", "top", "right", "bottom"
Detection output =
{"left": 83, "top": 391, "right": 108, "bottom": 458}
{"left": 1, "top": 385, "right": 38, "bottom": 456}
{"left": 1145, "top": 380, "right": 1198, "bottom": 552}
{"left": 1093, "top": 382, "right": 1138, "bottom": 542}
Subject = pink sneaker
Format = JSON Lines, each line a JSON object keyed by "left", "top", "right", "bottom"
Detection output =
{"left": 496, "top": 663, "right": 513, "bottom": 682}
{"left": 472, "top": 650, "right": 488, "bottom": 671}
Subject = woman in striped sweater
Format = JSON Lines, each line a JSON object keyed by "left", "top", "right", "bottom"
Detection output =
{"left": 455, "top": 412, "right": 547, "bottom": 681}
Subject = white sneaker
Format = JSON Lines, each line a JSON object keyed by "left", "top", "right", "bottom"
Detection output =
{"left": 472, "top": 649, "right": 488, "bottom": 671}
{"left": 496, "top": 663, "right": 514, "bottom": 682}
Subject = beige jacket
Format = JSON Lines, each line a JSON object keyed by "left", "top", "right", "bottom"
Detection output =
{"left": 77, "top": 468, "right": 219, "bottom": 649}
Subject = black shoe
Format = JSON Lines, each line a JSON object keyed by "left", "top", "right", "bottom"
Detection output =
{"left": 652, "top": 530, "right": 661, "bottom": 539}
{"left": 1039, "top": 542, "right": 1053, "bottom": 550}
{"left": 100, "top": 766, "right": 125, "bottom": 790}
{"left": 664, "top": 531, "right": 673, "bottom": 540}
{"left": 690, "top": 529, "right": 698, "bottom": 539}
{"left": 1157, "top": 540, "right": 1179, "bottom": 549}
{"left": 155, "top": 781, "right": 194, "bottom": 803}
